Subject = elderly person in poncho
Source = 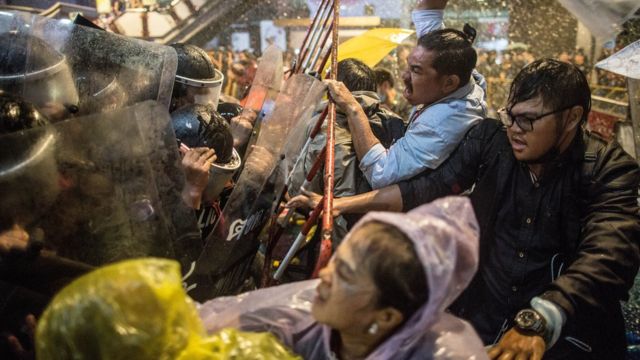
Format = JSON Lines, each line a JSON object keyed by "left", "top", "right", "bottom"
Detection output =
{"left": 199, "top": 196, "right": 488, "bottom": 359}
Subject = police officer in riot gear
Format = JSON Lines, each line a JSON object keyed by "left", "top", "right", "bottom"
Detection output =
{"left": 172, "top": 104, "right": 241, "bottom": 240}
{"left": 217, "top": 101, "right": 244, "bottom": 124}
{"left": 0, "top": 33, "right": 79, "bottom": 122}
{"left": 170, "top": 44, "right": 225, "bottom": 113}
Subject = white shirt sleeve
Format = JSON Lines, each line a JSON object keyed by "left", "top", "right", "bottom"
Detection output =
{"left": 531, "top": 297, "right": 567, "bottom": 349}
{"left": 412, "top": 9, "right": 445, "bottom": 38}
{"left": 359, "top": 102, "right": 479, "bottom": 189}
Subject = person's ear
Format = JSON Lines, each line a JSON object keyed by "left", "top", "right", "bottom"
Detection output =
{"left": 374, "top": 307, "right": 404, "bottom": 334}
{"left": 442, "top": 74, "right": 460, "bottom": 94}
{"left": 564, "top": 105, "right": 583, "bottom": 132}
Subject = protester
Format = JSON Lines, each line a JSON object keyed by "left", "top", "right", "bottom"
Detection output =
{"left": 291, "top": 58, "right": 640, "bottom": 359}
{"left": 289, "top": 58, "right": 405, "bottom": 239}
{"left": 323, "top": 0, "right": 486, "bottom": 189}
{"left": 199, "top": 197, "right": 487, "bottom": 359}
{"left": 373, "top": 67, "right": 411, "bottom": 119}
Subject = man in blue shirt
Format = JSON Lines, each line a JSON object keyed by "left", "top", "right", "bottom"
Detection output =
{"left": 324, "top": 0, "right": 486, "bottom": 189}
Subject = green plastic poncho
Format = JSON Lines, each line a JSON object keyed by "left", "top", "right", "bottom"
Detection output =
{"left": 36, "top": 258, "right": 300, "bottom": 360}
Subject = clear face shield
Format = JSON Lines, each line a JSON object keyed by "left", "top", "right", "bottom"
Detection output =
{"left": 0, "top": 56, "right": 80, "bottom": 122}
{"left": 175, "top": 68, "right": 224, "bottom": 109}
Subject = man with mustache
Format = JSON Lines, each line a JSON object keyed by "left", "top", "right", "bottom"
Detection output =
{"left": 324, "top": 0, "right": 486, "bottom": 190}
{"left": 293, "top": 58, "right": 639, "bottom": 359}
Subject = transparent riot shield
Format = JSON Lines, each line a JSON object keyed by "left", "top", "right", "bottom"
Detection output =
{"left": 0, "top": 11, "right": 177, "bottom": 122}
{"left": 234, "top": 45, "right": 283, "bottom": 158}
{"left": 188, "top": 74, "right": 325, "bottom": 301}
{"left": 280, "top": 80, "right": 329, "bottom": 180}
{"left": 0, "top": 101, "right": 201, "bottom": 269}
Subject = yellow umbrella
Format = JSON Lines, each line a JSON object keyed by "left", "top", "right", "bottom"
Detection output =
{"left": 325, "top": 27, "right": 415, "bottom": 70}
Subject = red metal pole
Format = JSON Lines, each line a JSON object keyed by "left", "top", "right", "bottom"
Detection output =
{"left": 295, "top": 0, "right": 333, "bottom": 73}
{"left": 308, "top": 24, "right": 334, "bottom": 72}
{"left": 309, "top": 106, "right": 329, "bottom": 139}
{"left": 313, "top": 0, "right": 339, "bottom": 278}
{"left": 299, "top": 2, "right": 334, "bottom": 73}
{"left": 294, "top": 0, "right": 329, "bottom": 71}
{"left": 315, "top": 46, "right": 333, "bottom": 77}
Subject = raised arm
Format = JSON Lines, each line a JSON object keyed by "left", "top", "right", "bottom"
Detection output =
{"left": 415, "top": 0, "right": 447, "bottom": 10}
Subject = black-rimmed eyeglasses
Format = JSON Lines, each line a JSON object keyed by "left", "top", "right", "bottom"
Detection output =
{"left": 498, "top": 105, "right": 575, "bottom": 132}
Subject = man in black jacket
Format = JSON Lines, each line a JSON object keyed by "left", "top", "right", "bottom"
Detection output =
{"left": 288, "top": 59, "right": 640, "bottom": 359}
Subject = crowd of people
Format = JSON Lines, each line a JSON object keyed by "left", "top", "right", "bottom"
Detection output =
{"left": 0, "top": 0, "right": 639, "bottom": 359}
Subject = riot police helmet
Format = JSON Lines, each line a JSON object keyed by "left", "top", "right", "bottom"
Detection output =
{"left": 170, "top": 44, "right": 224, "bottom": 112}
{"left": 0, "top": 32, "right": 79, "bottom": 122}
{"left": 216, "top": 102, "right": 243, "bottom": 123}
{"left": 171, "top": 104, "right": 233, "bottom": 164}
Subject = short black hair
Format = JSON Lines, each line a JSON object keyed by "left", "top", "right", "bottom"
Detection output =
{"left": 374, "top": 67, "right": 394, "bottom": 88}
{"left": 337, "top": 58, "right": 376, "bottom": 92}
{"left": 508, "top": 58, "right": 591, "bottom": 124}
{"left": 417, "top": 29, "right": 477, "bottom": 87}
{"left": 351, "top": 221, "right": 428, "bottom": 322}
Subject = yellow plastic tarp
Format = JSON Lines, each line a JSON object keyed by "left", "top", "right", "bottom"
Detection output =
{"left": 36, "top": 258, "right": 301, "bottom": 360}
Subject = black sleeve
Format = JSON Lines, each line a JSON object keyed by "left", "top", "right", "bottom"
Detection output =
{"left": 541, "top": 141, "right": 640, "bottom": 318}
{"left": 398, "top": 119, "right": 500, "bottom": 211}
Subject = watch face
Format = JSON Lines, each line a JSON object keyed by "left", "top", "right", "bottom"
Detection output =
{"left": 515, "top": 310, "right": 546, "bottom": 336}
{"left": 519, "top": 311, "right": 538, "bottom": 328}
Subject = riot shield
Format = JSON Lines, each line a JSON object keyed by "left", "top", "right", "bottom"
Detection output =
{"left": 0, "top": 11, "right": 177, "bottom": 122}
{"left": 233, "top": 45, "right": 283, "bottom": 157}
{"left": 280, "top": 81, "right": 328, "bottom": 180}
{"left": 188, "top": 74, "right": 325, "bottom": 301}
{"left": 0, "top": 101, "right": 201, "bottom": 270}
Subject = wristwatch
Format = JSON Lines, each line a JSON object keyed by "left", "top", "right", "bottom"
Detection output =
{"left": 514, "top": 308, "right": 547, "bottom": 337}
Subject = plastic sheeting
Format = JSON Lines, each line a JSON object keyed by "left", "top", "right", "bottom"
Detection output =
{"left": 0, "top": 101, "right": 201, "bottom": 269}
{"left": 596, "top": 40, "right": 640, "bottom": 80}
{"left": 36, "top": 258, "right": 301, "bottom": 360}
{"left": 0, "top": 11, "right": 177, "bottom": 121}
{"left": 199, "top": 197, "right": 488, "bottom": 359}
{"left": 557, "top": 0, "right": 640, "bottom": 39}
